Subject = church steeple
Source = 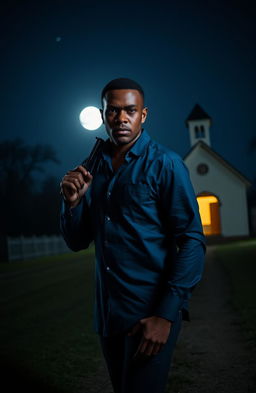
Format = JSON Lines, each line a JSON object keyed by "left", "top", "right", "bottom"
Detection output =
{"left": 185, "top": 104, "right": 212, "bottom": 147}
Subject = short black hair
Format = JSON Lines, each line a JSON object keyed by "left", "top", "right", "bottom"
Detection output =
{"left": 101, "top": 77, "right": 144, "bottom": 106}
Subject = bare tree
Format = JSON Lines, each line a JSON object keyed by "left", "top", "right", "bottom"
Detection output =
{"left": 0, "top": 138, "right": 60, "bottom": 235}
{"left": 0, "top": 138, "right": 59, "bottom": 195}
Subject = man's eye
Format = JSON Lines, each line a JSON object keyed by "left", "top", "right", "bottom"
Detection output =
{"left": 107, "top": 108, "right": 117, "bottom": 114}
{"left": 128, "top": 109, "right": 136, "bottom": 113}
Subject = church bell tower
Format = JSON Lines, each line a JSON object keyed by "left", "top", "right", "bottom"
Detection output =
{"left": 185, "top": 104, "right": 212, "bottom": 147}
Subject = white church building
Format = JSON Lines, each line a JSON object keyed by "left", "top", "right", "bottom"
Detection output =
{"left": 184, "top": 104, "right": 251, "bottom": 238}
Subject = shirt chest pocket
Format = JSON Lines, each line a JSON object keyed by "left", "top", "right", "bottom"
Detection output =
{"left": 119, "top": 182, "right": 153, "bottom": 207}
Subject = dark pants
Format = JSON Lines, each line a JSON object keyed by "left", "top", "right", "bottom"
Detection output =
{"left": 99, "top": 311, "right": 182, "bottom": 393}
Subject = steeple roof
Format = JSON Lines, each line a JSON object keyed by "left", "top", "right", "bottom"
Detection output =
{"left": 186, "top": 104, "right": 211, "bottom": 126}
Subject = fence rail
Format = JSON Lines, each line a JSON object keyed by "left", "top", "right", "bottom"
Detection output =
{"left": 6, "top": 235, "right": 70, "bottom": 262}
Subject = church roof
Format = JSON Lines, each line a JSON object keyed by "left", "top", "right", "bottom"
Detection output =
{"left": 185, "top": 104, "right": 211, "bottom": 126}
{"left": 184, "top": 141, "right": 251, "bottom": 187}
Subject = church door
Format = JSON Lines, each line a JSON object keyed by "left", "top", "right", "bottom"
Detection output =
{"left": 197, "top": 195, "right": 221, "bottom": 236}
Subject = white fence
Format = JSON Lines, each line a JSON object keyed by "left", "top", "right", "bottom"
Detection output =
{"left": 7, "top": 235, "right": 70, "bottom": 262}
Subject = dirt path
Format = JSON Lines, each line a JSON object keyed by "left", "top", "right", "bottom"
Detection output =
{"left": 168, "top": 245, "right": 256, "bottom": 393}
{"left": 91, "top": 245, "right": 256, "bottom": 393}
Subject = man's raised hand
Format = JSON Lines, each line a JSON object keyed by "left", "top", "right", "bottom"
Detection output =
{"left": 60, "top": 165, "right": 93, "bottom": 208}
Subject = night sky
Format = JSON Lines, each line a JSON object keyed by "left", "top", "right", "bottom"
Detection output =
{"left": 1, "top": 0, "right": 256, "bottom": 184}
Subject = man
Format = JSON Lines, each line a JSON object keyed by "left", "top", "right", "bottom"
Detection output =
{"left": 60, "top": 78, "right": 206, "bottom": 393}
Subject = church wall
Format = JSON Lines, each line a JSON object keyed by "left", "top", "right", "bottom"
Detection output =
{"left": 184, "top": 147, "right": 250, "bottom": 237}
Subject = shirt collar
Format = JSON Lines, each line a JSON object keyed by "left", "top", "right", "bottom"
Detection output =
{"left": 128, "top": 129, "right": 151, "bottom": 157}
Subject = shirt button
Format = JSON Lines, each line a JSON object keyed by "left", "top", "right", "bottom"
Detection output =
{"left": 107, "top": 191, "right": 111, "bottom": 197}
{"left": 106, "top": 266, "right": 110, "bottom": 271}
{"left": 106, "top": 216, "right": 111, "bottom": 222}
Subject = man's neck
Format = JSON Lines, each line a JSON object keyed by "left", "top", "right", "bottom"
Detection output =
{"left": 111, "top": 130, "right": 142, "bottom": 159}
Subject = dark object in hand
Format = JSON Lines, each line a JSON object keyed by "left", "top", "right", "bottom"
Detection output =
{"left": 81, "top": 137, "right": 105, "bottom": 176}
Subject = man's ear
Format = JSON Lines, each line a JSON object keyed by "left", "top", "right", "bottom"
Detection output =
{"left": 100, "top": 108, "right": 104, "bottom": 123}
{"left": 141, "top": 107, "right": 148, "bottom": 124}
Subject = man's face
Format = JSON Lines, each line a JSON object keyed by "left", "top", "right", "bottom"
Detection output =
{"left": 101, "top": 89, "right": 148, "bottom": 146}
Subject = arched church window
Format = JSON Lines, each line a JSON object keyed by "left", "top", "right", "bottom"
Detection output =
{"left": 195, "top": 126, "right": 200, "bottom": 138}
{"left": 200, "top": 125, "right": 205, "bottom": 138}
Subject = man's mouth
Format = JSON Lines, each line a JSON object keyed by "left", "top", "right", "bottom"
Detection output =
{"left": 113, "top": 128, "right": 130, "bottom": 135}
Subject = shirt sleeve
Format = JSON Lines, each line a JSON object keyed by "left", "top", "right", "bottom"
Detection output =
{"left": 60, "top": 194, "right": 94, "bottom": 251}
{"left": 153, "top": 155, "right": 206, "bottom": 322}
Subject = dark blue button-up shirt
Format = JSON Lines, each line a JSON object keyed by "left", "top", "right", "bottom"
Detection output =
{"left": 60, "top": 129, "right": 206, "bottom": 337}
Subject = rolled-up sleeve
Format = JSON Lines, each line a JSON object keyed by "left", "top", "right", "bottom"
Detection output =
{"left": 153, "top": 155, "right": 206, "bottom": 322}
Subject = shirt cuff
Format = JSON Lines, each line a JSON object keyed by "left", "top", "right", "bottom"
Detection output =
{"left": 61, "top": 199, "right": 83, "bottom": 218}
{"left": 153, "top": 290, "right": 185, "bottom": 322}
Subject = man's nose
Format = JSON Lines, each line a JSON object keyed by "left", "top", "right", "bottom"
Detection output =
{"left": 115, "top": 109, "right": 128, "bottom": 123}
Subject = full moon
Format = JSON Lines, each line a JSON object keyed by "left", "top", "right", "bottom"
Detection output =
{"left": 79, "top": 106, "right": 103, "bottom": 130}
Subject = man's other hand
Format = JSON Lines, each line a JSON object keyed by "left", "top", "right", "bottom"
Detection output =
{"left": 128, "top": 316, "right": 172, "bottom": 358}
{"left": 60, "top": 165, "right": 93, "bottom": 208}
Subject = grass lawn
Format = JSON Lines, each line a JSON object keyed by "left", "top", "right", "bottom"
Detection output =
{"left": 215, "top": 238, "right": 256, "bottom": 348}
{"left": 0, "top": 245, "right": 105, "bottom": 393}
{"left": 3, "top": 239, "right": 255, "bottom": 392}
